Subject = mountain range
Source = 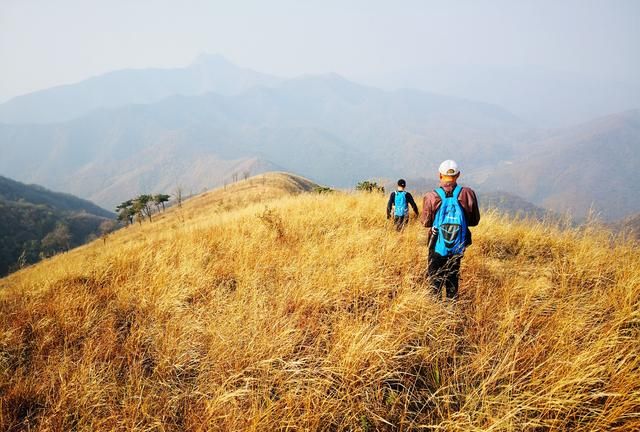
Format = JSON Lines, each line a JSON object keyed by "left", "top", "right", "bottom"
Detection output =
{"left": 363, "top": 64, "right": 640, "bottom": 127}
{"left": 0, "top": 54, "right": 280, "bottom": 124}
{"left": 0, "top": 54, "right": 637, "bottom": 220}
{"left": 471, "top": 110, "right": 640, "bottom": 220}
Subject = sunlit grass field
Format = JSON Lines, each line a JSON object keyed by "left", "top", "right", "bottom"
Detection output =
{"left": 1, "top": 173, "right": 638, "bottom": 431}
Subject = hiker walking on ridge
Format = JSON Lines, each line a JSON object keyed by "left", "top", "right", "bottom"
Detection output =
{"left": 387, "top": 179, "right": 419, "bottom": 231}
{"left": 421, "top": 160, "right": 480, "bottom": 299}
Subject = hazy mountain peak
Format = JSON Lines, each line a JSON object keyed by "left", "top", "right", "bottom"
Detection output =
{"left": 289, "top": 72, "right": 359, "bottom": 84}
{"left": 281, "top": 72, "right": 377, "bottom": 96}
{"left": 314, "top": 72, "right": 349, "bottom": 81}
{"left": 190, "top": 53, "right": 235, "bottom": 68}
{"left": 0, "top": 54, "right": 281, "bottom": 124}
{"left": 602, "top": 108, "right": 640, "bottom": 129}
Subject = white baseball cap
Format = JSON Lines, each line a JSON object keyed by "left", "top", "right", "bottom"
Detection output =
{"left": 439, "top": 160, "right": 459, "bottom": 176}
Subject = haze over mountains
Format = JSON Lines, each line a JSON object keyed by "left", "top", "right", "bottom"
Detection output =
{"left": 0, "top": 54, "right": 638, "bottom": 220}
{"left": 472, "top": 110, "right": 640, "bottom": 220}
{"left": 0, "top": 54, "right": 280, "bottom": 124}
{"left": 363, "top": 65, "right": 640, "bottom": 127}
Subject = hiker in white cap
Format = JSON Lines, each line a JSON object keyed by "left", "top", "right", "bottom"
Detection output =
{"left": 420, "top": 160, "right": 480, "bottom": 299}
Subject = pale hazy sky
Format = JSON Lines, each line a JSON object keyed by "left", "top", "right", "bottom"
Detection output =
{"left": 1, "top": 0, "right": 638, "bottom": 102}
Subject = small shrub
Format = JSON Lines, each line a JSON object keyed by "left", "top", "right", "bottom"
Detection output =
{"left": 314, "top": 186, "right": 334, "bottom": 194}
{"left": 356, "top": 180, "right": 385, "bottom": 193}
{"left": 257, "top": 207, "right": 286, "bottom": 240}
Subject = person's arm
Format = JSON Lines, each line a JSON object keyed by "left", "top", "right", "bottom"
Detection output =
{"left": 386, "top": 192, "right": 395, "bottom": 219}
{"left": 421, "top": 192, "right": 440, "bottom": 247}
{"left": 460, "top": 188, "right": 481, "bottom": 227}
{"left": 406, "top": 192, "right": 419, "bottom": 216}
{"left": 420, "top": 192, "right": 436, "bottom": 227}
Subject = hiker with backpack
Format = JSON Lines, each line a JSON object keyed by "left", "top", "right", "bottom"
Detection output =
{"left": 421, "top": 160, "right": 480, "bottom": 299}
{"left": 386, "top": 179, "right": 419, "bottom": 231}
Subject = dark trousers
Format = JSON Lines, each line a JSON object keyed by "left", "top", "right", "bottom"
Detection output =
{"left": 428, "top": 253, "right": 462, "bottom": 299}
{"left": 393, "top": 215, "right": 408, "bottom": 231}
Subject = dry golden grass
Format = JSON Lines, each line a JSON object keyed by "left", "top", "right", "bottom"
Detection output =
{"left": 1, "top": 173, "right": 639, "bottom": 431}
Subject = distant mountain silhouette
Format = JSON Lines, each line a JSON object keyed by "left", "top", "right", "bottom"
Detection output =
{"left": 0, "top": 72, "right": 526, "bottom": 209}
{"left": 0, "top": 175, "right": 113, "bottom": 218}
{"left": 472, "top": 110, "right": 640, "bottom": 220}
{"left": 1, "top": 56, "right": 637, "bottom": 219}
{"left": 365, "top": 65, "right": 640, "bottom": 128}
{"left": 0, "top": 54, "right": 280, "bottom": 124}
{"left": 479, "top": 191, "right": 563, "bottom": 222}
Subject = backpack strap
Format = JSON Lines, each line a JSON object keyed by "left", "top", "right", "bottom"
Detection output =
{"left": 433, "top": 188, "right": 446, "bottom": 229}
{"left": 452, "top": 184, "right": 462, "bottom": 200}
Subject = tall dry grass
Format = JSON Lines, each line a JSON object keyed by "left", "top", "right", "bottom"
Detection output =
{"left": 1, "top": 174, "right": 639, "bottom": 431}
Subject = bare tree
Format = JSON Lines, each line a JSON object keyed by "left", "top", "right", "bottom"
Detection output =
{"left": 243, "top": 170, "right": 250, "bottom": 181}
{"left": 232, "top": 172, "right": 239, "bottom": 183}
{"left": 17, "top": 250, "right": 27, "bottom": 270}
{"left": 174, "top": 186, "right": 183, "bottom": 208}
{"left": 41, "top": 222, "right": 71, "bottom": 256}
{"left": 99, "top": 220, "right": 117, "bottom": 244}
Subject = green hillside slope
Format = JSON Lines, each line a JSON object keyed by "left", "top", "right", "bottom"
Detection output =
{"left": 0, "top": 175, "right": 114, "bottom": 276}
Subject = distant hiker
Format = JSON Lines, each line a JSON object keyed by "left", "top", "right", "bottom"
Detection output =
{"left": 421, "top": 160, "right": 480, "bottom": 299}
{"left": 387, "top": 179, "right": 419, "bottom": 231}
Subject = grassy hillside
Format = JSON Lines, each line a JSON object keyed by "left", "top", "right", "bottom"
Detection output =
{"left": 1, "top": 173, "right": 638, "bottom": 431}
{"left": 181, "top": 171, "right": 320, "bottom": 211}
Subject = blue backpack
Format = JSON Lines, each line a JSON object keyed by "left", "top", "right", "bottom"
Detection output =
{"left": 433, "top": 185, "right": 467, "bottom": 256}
{"left": 394, "top": 191, "right": 408, "bottom": 216}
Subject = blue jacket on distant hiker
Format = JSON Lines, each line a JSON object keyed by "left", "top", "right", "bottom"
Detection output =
{"left": 386, "top": 179, "right": 419, "bottom": 231}
{"left": 420, "top": 160, "right": 480, "bottom": 299}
